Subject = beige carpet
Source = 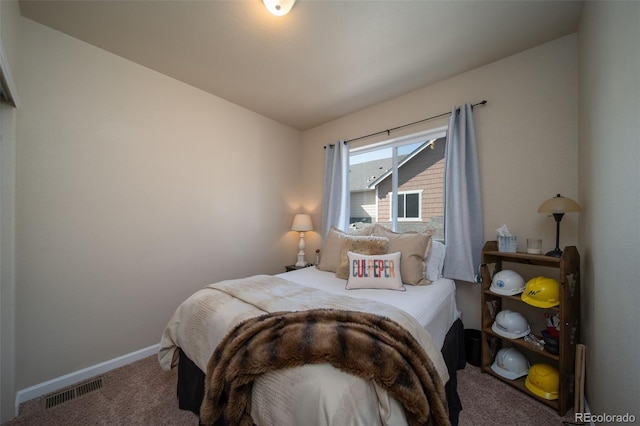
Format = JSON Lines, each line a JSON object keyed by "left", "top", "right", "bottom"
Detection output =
{"left": 4, "top": 356, "right": 197, "bottom": 426}
{"left": 4, "top": 356, "right": 575, "bottom": 425}
{"left": 457, "top": 364, "right": 575, "bottom": 425}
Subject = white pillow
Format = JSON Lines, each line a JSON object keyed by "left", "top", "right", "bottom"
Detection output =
{"left": 345, "top": 251, "right": 405, "bottom": 291}
{"left": 426, "top": 240, "right": 446, "bottom": 282}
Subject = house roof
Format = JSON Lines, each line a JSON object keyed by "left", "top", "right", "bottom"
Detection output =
{"left": 366, "top": 140, "right": 434, "bottom": 189}
{"left": 18, "top": 1, "right": 584, "bottom": 131}
{"left": 349, "top": 139, "right": 438, "bottom": 191}
{"left": 349, "top": 159, "right": 394, "bottom": 192}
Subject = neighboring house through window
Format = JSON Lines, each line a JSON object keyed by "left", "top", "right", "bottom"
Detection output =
{"left": 348, "top": 127, "right": 447, "bottom": 238}
{"left": 393, "top": 190, "right": 422, "bottom": 221}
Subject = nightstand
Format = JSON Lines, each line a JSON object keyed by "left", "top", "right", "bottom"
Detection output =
{"left": 285, "top": 264, "right": 313, "bottom": 272}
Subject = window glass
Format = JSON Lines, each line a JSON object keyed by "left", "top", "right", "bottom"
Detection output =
{"left": 348, "top": 128, "right": 446, "bottom": 239}
{"left": 405, "top": 192, "right": 419, "bottom": 218}
{"left": 397, "top": 194, "right": 405, "bottom": 218}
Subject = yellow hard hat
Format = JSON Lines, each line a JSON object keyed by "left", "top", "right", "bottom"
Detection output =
{"left": 521, "top": 276, "right": 560, "bottom": 308}
{"left": 525, "top": 363, "right": 559, "bottom": 400}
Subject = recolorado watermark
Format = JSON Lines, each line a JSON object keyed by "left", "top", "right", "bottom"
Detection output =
{"left": 575, "top": 412, "right": 636, "bottom": 423}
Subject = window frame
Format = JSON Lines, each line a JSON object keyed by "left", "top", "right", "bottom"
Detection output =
{"left": 349, "top": 126, "right": 447, "bottom": 232}
{"left": 389, "top": 189, "right": 423, "bottom": 221}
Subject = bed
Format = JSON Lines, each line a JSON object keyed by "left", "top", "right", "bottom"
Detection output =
{"left": 158, "top": 226, "right": 466, "bottom": 425}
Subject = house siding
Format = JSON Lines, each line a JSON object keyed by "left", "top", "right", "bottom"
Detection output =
{"left": 377, "top": 141, "right": 445, "bottom": 225}
{"left": 350, "top": 190, "right": 376, "bottom": 222}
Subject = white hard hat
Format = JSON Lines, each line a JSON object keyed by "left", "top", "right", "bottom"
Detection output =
{"left": 492, "top": 310, "right": 531, "bottom": 339}
{"left": 491, "top": 348, "right": 530, "bottom": 380}
{"left": 490, "top": 270, "right": 525, "bottom": 296}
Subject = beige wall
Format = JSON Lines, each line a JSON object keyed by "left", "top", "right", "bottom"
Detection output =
{"left": 9, "top": 2, "right": 638, "bottom": 420}
{"left": 301, "top": 35, "right": 579, "bottom": 331}
{"left": 578, "top": 1, "right": 640, "bottom": 416}
{"left": 15, "top": 18, "right": 302, "bottom": 390}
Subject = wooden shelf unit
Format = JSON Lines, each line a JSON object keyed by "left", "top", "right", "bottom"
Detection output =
{"left": 480, "top": 241, "right": 580, "bottom": 415}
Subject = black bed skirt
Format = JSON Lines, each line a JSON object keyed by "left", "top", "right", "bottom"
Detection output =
{"left": 177, "top": 317, "right": 465, "bottom": 426}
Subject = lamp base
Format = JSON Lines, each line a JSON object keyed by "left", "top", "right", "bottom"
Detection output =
{"left": 295, "top": 232, "right": 307, "bottom": 267}
{"left": 545, "top": 248, "right": 562, "bottom": 257}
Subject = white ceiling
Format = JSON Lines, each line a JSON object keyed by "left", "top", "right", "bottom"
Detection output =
{"left": 19, "top": 0, "right": 585, "bottom": 130}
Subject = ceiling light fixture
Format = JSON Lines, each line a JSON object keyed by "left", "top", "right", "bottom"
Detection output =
{"left": 263, "top": 0, "right": 296, "bottom": 16}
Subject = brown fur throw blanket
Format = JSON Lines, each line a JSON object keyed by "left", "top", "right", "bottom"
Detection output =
{"left": 200, "top": 308, "right": 450, "bottom": 426}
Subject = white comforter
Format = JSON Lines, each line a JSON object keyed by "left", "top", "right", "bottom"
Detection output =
{"left": 158, "top": 274, "right": 449, "bottom": 426}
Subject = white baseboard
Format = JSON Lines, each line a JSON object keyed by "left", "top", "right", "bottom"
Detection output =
{"left": 14, "top": 344, "right": 159, "bottom": 416}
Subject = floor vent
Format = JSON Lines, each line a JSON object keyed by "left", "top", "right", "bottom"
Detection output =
{"left": 44, "top": 377, "right": 103, "bottom": 409}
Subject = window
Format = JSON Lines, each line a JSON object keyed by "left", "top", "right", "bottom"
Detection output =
{"left": 393, "top": 191, "right": 422, "bottom": 220}
{"left": 348, "top": 127, "right": 447, "bottom": 238}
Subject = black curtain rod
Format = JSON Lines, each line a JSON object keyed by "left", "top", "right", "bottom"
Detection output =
{"left": 328, "top": 100, "right": 487, "bottom": 146}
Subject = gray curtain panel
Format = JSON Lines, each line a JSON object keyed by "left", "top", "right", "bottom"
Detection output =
{"left": 321, "top": 141, "right": 350, "bottom": 240}
{"left": 442, "top": 103, "right": 484, "bottom": 282}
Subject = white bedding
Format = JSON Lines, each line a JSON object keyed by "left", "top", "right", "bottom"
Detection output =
{"left": 159, "top": 268, "right": 460, "bottom": 426}
{"left": 277, "top": 266, "right": 461, "bottom": 349}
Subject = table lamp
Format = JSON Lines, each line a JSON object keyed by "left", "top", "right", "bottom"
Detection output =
{"left": 537, "top": 194, "right": 582, "bottom": 257}
{"left": 291, "top": 213, "right": 313, "bottom": 267}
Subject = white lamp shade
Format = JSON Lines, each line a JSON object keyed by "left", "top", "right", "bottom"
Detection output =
{"left": 263, "top": 0, "right": 296, "bottom": 16}
{"left": 291, "top": 214, "right": 313, "bottom": 232}
{"left": 537, "top": 194, "right": 582, "bottom": 214}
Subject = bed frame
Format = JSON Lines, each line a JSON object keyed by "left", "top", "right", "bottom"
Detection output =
{"left": 175, "top": 318, "right": 465, "bottom": 425}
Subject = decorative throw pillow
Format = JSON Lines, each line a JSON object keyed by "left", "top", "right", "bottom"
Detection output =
{"left": 345, "top": 251, "right": 404, "bottom": 291}
{"left": 317, "top": 226, "right": 373, "bottom": 273}
{"left": 335, "top": 235, "right": 389, "bottom": 279}
{"left": 371, "top": 224, "right": 434, "bottom": 285}
{"left": 426, "top": 240, "right": 446, "bottom": 282}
